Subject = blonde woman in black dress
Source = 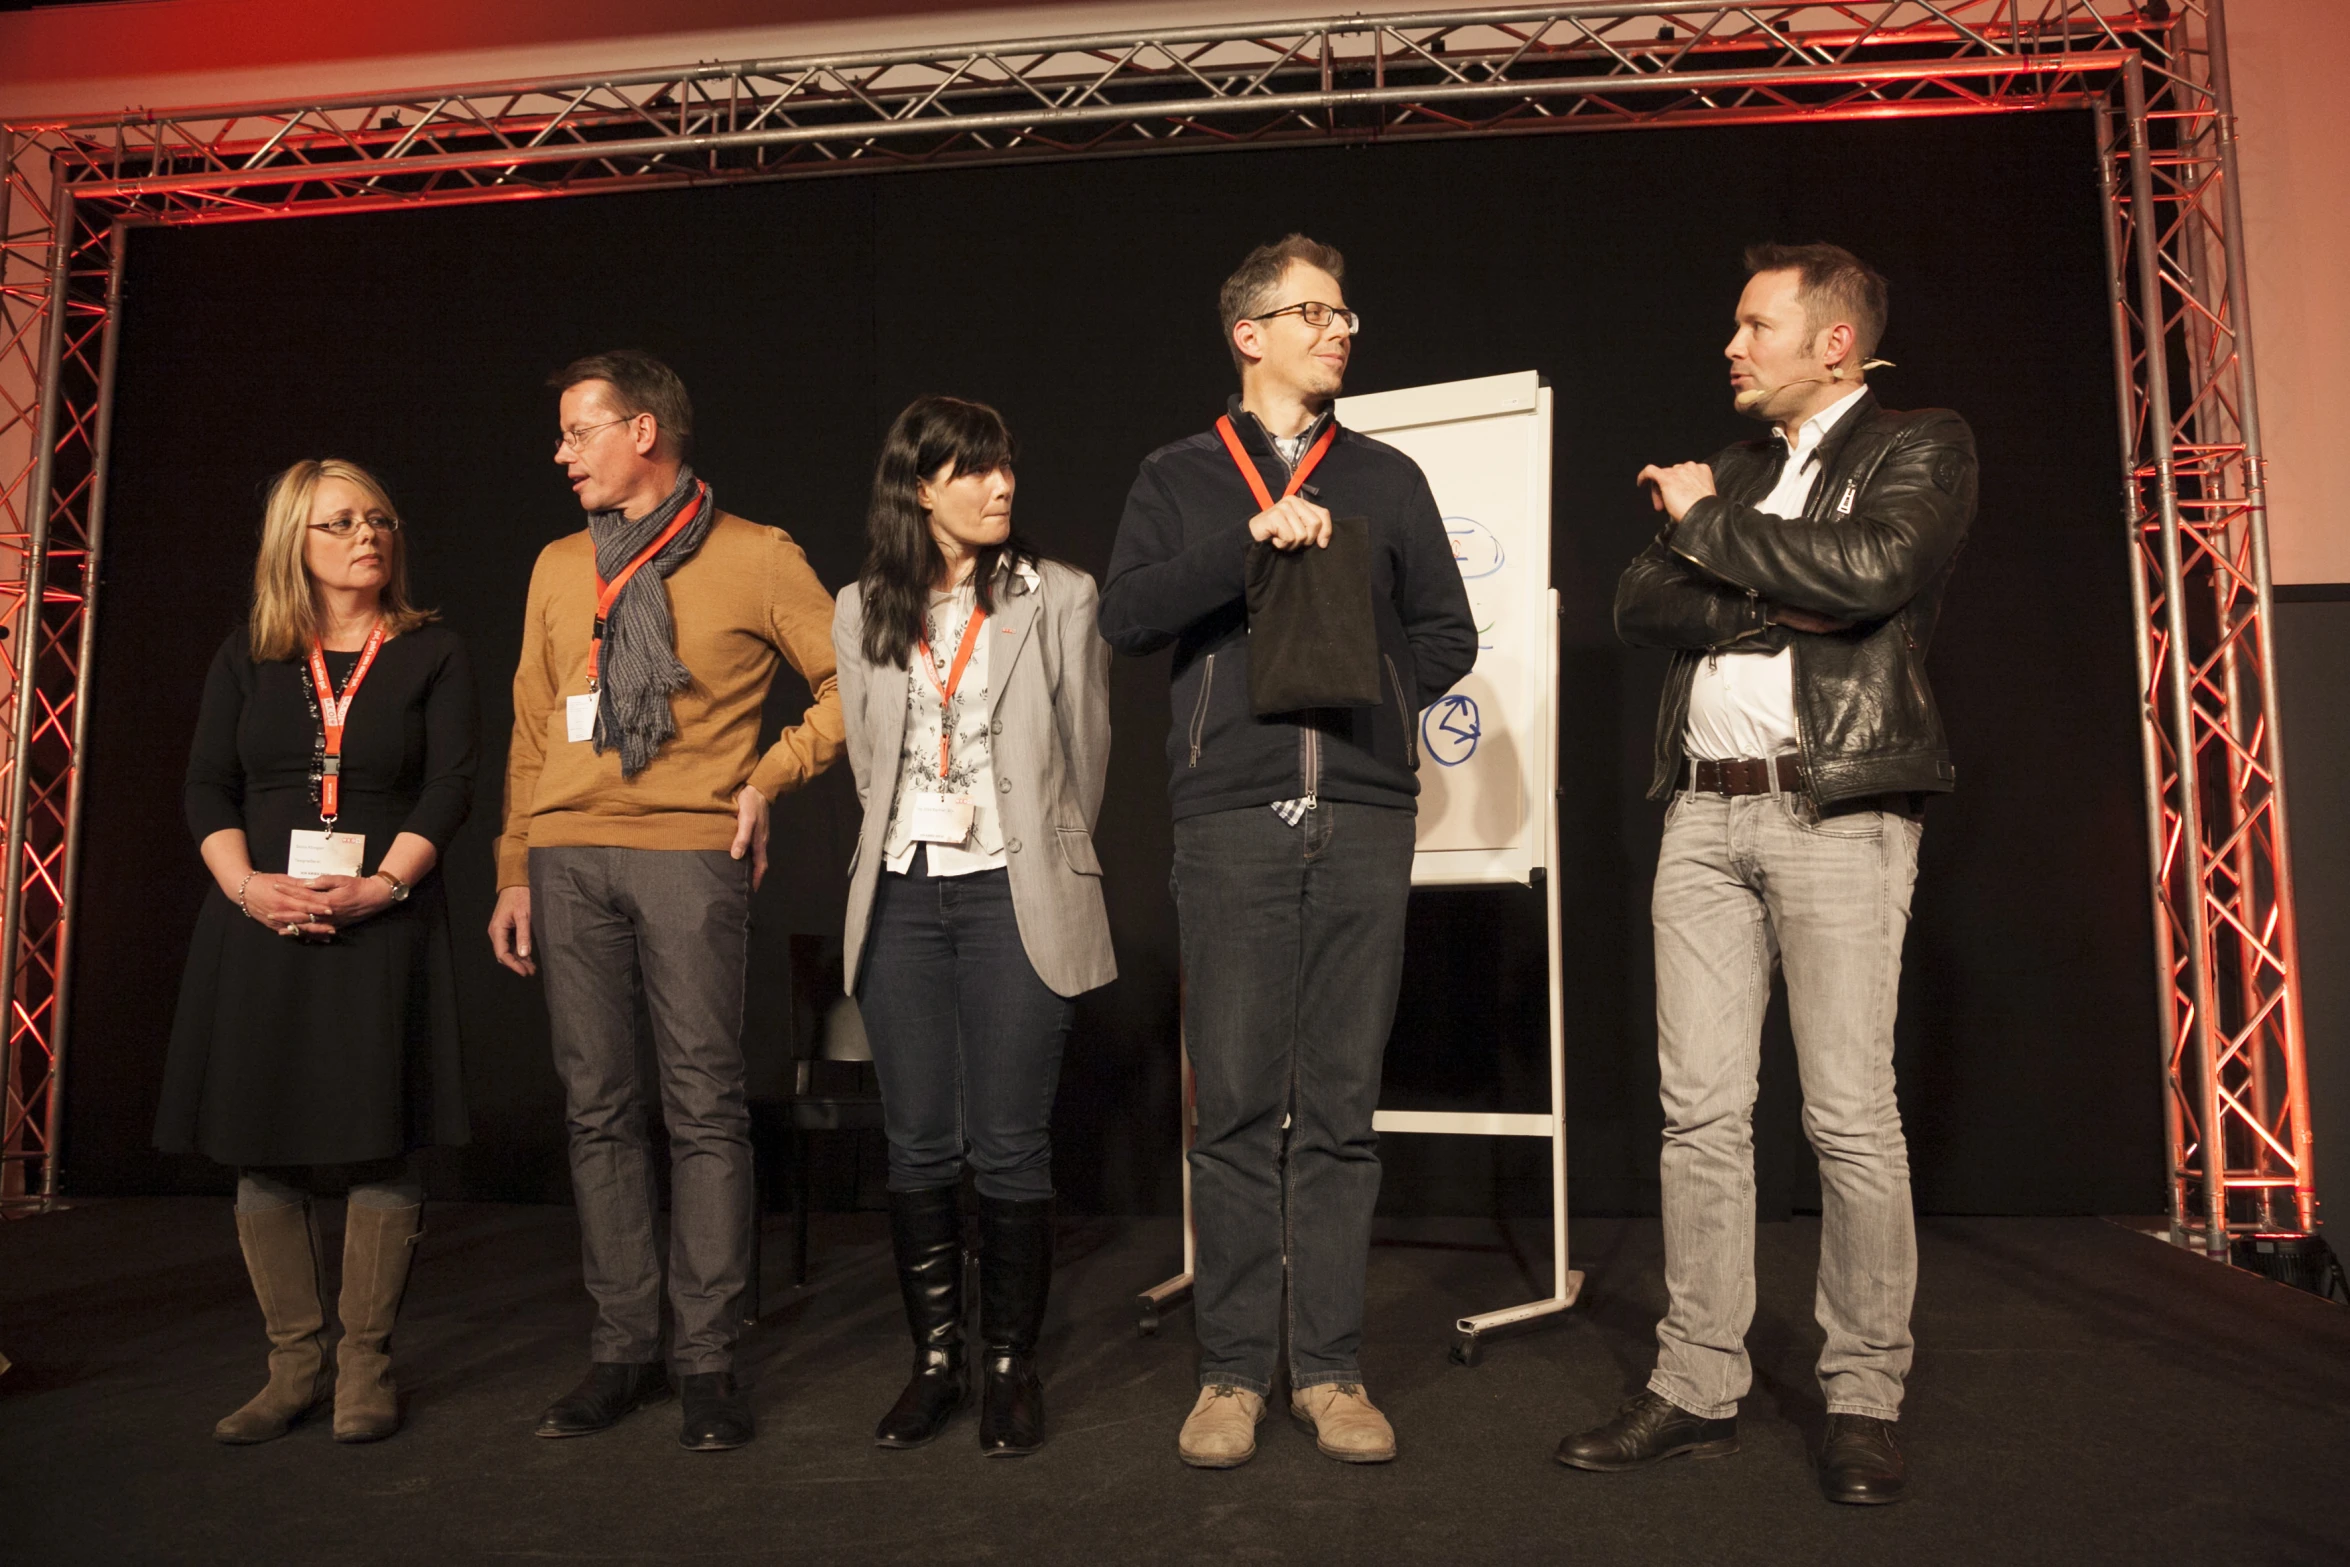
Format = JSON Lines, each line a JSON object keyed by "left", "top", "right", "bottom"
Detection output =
{"left": 155, "top": 459, "right": 476, "bottom": 1443}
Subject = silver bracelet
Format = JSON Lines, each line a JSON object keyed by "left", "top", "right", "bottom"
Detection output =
{"left": 236, "top": 869, "right": 258, "bottom": 917}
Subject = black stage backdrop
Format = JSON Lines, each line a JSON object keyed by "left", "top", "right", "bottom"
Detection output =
{"left": 67, "top": 109, "right": 2158, "bottom": 1218}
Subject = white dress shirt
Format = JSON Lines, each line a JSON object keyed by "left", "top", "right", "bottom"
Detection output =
{"left": 1682, "top": 385, "right": 1868, "bottom": 763}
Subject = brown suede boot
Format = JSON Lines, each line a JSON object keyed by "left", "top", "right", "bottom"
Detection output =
{"left": 214, "top": 1202, "right": 335, "bottom": 1444}
{"left": 333, "top": 1202, "right": 423, "bottom": 1442}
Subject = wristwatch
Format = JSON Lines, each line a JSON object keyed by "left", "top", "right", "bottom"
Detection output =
{"left": 373, "top": 870, "right": 411, "bottom": 903}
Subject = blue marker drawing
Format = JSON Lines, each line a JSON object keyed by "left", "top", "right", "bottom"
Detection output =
{"left": 1446, "top": 517, "right": 1505, "bottom": 579}
{"left": 1422, "top": 694, "right": 1481, "bottom": 768}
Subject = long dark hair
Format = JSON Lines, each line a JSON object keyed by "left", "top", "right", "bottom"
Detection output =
{"left": 860, "top": 395, "right": 1034, "bottom": 668}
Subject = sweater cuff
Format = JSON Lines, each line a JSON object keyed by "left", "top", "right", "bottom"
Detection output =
{"left": 494, "top": 835, "right": 530, "bottom": 891}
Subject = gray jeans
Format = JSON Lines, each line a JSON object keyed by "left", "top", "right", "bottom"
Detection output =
{"left": 531, "top": 845, "right": 753, "bottom": 1374}
{"left": 1646, "top": 784, "right": 1923, "bottom": 1423}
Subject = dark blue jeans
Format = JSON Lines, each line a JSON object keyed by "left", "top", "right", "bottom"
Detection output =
{"left": 1172, "top": 802, "right": 1416, "bottom": 1398}
{"left": 857, "top": 860, "right": 1074, "bottom": 1202}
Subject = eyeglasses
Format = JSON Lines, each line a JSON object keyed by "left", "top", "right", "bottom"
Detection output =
{"left": 1252, "top": 301, "right": 1361, "bottom": 335}
{"left": 555, "top": 416, "right": 632, "bottom": 457}
{"left": 308, "top": 513, "right": 401, "bottom": 539}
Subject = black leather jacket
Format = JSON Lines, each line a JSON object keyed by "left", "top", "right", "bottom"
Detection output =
{"left": 1614, "top": 390, "right": 1977, "bottom": 806}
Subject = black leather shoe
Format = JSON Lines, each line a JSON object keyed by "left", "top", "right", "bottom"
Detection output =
{"left": 1555, "top": 1392, "right": 1738, "bottom": 1472}
{"left": 976, "top": 1195, "right": 1051, "bottom": 1456}
{"left": 875, "top": 1186, "right": 967, "bottom": 1450}
{"left": 535, "top": 1361, "right": 670, "bottom": 1439}
{"left": 678, "top": 1371, "right": 754, "bottom": 1452}
{"left": 1818, "top": 1413, "right": 1906, "bottom": 1504}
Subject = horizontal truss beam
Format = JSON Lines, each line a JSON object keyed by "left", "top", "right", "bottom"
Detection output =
{"left": 13, "top": 5, "right": 2170, "bottom": 224}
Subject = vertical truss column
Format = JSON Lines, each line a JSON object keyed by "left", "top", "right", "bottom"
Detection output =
{"left": 2104, "top": 1, "right": 2315, "bottom": 1255}
{"left": 0, "top": 137, "right": 115, "bottom": 1216}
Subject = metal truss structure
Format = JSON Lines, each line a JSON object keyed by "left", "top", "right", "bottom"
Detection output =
{"left": 2092, "top": 9, "right": 2311, "bottom": 1253}
{"left": 0, "top": 2, "right": 2313, "bottom": 1241}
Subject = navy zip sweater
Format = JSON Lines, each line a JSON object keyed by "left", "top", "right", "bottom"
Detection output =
{"left": 1098, "top": 396, "right": 1478, "bottom": 821}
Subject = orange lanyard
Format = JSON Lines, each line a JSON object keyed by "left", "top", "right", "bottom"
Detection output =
{"left": 1214, "top": 414, "right": 1337, "bottom": 512}
{"left": 916, "top": 604, "right": 988, "bottom": 783}
{"left": 305, "top": 619, "right": 387, "bottom": 827}
{"left": 588, "top": 482, "right": 707, "bottom": 690}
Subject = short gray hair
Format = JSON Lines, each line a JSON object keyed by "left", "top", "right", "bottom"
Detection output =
{"left": 1218, "top": 234, "right": 1347, "bottom": 373}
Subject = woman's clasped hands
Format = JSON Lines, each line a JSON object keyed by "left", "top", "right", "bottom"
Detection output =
{"left": 241, "top": 871, "right": 393, "bottom": 939}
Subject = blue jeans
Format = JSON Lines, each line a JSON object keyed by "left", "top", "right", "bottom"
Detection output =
{"left": 1646, "top": 784, "right": 1924, "bottom": 1423}
{"left": 857, "top": 860, "right": 1073, "bottom": 1202}
{"left": 1172, "top": 802, "right": 1416, "bottom": 1398}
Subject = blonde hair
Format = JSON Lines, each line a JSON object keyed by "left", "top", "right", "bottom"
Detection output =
{"left": 248, "top": 459, "right": 437, "bottom": 662}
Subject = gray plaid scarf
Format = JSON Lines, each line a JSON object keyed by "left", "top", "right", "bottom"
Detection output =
{"left": 587, "top": 466, "right": 718, "bottom": 776}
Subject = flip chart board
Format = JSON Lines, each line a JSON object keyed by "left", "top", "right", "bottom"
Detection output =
{"left": 1335, "top": 371, "right": 1554, "bottom": 886}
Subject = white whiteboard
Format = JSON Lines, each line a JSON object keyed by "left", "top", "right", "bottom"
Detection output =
{"left": 1336, "top": 371, "right": 1554, "bottom": 887}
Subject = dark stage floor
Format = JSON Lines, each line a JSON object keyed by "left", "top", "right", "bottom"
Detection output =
{"left": 2, "top": 1201, "right": 2344, "bottom": 1565}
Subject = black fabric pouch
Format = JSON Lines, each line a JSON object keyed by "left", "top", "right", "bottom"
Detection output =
{"left": 1244, "top": 516, "right": 1381, "bottom": 715}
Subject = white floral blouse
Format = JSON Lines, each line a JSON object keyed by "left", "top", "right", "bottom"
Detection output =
{"left": 879, "top": 564, "right": 1035, "bottom": 875}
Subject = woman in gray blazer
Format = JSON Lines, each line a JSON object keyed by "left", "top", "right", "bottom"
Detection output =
{"left": 832, "top": 395, "right": 1115, "bottom": 1458}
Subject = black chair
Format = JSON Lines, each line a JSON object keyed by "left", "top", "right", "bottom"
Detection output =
{"left": 770, "top": 932, "right": 886, "bottom": 1288}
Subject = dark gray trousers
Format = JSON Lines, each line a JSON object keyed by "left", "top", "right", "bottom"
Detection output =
{"left": 1171, "top": 802, "right": 1416, "bottom": 1398}
{"left": 531, "top": 845, "right": 753, "bottom": 1374}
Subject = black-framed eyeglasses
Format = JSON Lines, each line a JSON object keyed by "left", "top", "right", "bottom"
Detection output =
{"left": 554, "top": 415, "right": 633, "bottom": 456}
{"left": 1252, "top": 300, "right": 1361, "bottom": 335}
{"left": 308, "top": 513, "right": 401, "bottom": 539}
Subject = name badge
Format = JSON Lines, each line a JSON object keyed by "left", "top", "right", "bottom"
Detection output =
{"left": 901, "top": 792, "right": 975, "bottom": 845}
{"left": 287, "top": 829, "right": 365, "bottom": 881}
{"left": 567, "top": 692, "right": 598, "bottom": 743}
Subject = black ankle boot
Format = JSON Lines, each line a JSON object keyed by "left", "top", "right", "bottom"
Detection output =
{"left": 976, "top": 1194, "right": 1051, "bottom": 1456}
{"left": 875, "top": 1186, "right": 966, "bottom": 1449}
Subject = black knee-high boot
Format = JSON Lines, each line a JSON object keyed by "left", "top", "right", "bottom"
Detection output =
{"left": 875, "top": 1186, "right": 966, "bottom": 1448}
{"left": 977, "top": 1194, "right": 1051, "bottom": 1455}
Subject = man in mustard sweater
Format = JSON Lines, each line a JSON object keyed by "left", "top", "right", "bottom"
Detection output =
{"left": 489, "top": 350, "right": 844, "bottom": 1451}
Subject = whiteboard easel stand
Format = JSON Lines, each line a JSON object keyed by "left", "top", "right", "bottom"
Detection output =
{"left": 1414, "top": 587, "right": 1579, "bottom": 1364}
{"left": 1134, "top": 598, "right": 1580, "bottom": 1361}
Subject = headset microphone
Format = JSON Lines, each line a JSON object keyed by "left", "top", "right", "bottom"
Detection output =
{"left": 1731, "top": 358, "right": 1896, "bottom": 414}
{"left": 1733, "top": 374, "right": 1827, "bottom": 414}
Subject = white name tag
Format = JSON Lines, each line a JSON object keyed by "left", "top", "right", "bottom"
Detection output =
{"left": 901, "top": 791, "right": 976, "bottom": 845}
{"left": 567, "top": 692, "right": 599, "bottom": 744}
{"left": 287, "top": 829, "right": 365, "bottom": 880}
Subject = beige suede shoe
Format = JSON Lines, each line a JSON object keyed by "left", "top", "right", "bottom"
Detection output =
{"left": 1177, "top": 1383, "right": 1266, "bottom": 1469}
{"left": 1290, "top": 1381, "right": 1397, "bottom": 1463}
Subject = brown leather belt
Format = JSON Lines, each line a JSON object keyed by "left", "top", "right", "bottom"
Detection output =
{"left": 1690, "top": 754, "right": 1806, "bottom": 796}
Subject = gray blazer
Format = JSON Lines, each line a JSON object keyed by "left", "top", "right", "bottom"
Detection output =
{"left": 833, "top": 559, "right": 1116, "bottom": 999}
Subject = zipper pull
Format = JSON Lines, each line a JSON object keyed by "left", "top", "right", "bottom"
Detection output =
{"left": 1837, "top": 480, "right": 1857, "bottom": 516}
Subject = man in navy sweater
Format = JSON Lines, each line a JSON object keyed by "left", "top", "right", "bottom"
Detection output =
{"left": 1098, "top": 234, "right": 1476, "bottom": 1469}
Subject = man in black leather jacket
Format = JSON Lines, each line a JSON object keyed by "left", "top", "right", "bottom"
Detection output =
{"left": 1556, "top": 244, "right": 1975, "bottom": 1507}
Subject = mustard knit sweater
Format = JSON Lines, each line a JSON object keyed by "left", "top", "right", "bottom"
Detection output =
{"left": 494, "top": 511, "right": 845, "bottom": 888}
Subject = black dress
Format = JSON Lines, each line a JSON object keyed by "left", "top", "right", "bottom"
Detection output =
{"left": 154, "top": 625, "right": 478, "bottom": 1167}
